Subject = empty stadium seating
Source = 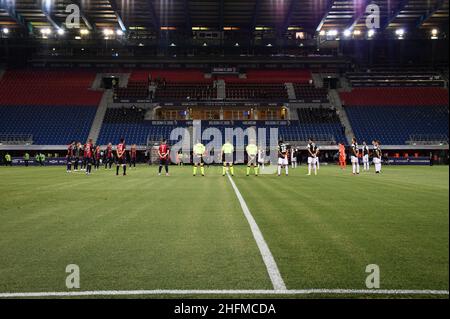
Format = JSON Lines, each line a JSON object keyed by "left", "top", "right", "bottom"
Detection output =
{"left": 346, "top": 106, "right": 449, "bottom": 145}
{"left": 0, "top": 105, "right": 97, "bottom": 145}
{"left": 347, "top": 68, "right": 445, "bottom": 87}
{"left": 340, "top": 87, "right": 449, "bottom": 107}
{"left": 293, "top": 84, "right": 329, "bottom": 101}
{"left": 0, "top": 69, "right": 102, "bottom": 106}
{"left": 114, "top": 81, "right": 148, "bottom": 100}
{"left": 156, "top": 83, "right": 217, "bottom": 100}
{"left": 0, "top": 69, "right": 101, "bottom": 145}
{"left": 226, "top": 83, "right": 288, "bottom": 100}
{"left": 222, "top": 70, "right": 312, "bottom": 83}
{"left": 129, "top": 69, "right": 209, "bottom": 82}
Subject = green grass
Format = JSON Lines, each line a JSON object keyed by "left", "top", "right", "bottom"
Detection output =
{"left": 0, "top": 164, "right": 448, "bottom": 298}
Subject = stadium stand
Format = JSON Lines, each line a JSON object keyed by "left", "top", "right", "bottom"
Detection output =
{"left": 346, "top": 105, "right": 449, "bottom": 145}
{"left": 341, "top": 87, "right": 449, "bottom": 145}
{"left": 293, "top": 84, "right": 329, "bottom": 101}
{"left": 98, "top": 108, "right": 174, "bottom": 145}
{"left": 339, "top": 87, "right": 449, "bottom": 107}
{"left": 129, "top": 69, "right": 208, "bottom": 82}
{"left": 220, "top": 69, "right": 312, "bottom": 83}
{"left": 0, "top": 69, "right": 101, "bottom": 144}
{"left": 346, "top": 68, "right": 445, "bottom": 87}
{"left": 0, "top": 69, "right": 102, "bottom": 106}
{"left": 114, "top": 81, "right": 148, "bottom": 100}
{"left": 226, "top": 83, "right": 288, "bottom": 100}
{"left": 155, "top": 83, "right": 217, "bottom": 100}
{"left": 0, "top": 105, "right": 97, "bottom": 145}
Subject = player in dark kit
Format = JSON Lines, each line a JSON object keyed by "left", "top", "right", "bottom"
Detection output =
{"left": 158, "top": 139, "right": 170, "bottom": 176}
{"left": 105, "top": 142, "right": 113, "bottom": 169}
{"left": 66, "top": 141, "right": 75, "bottom": 173}
{"left": 130, "top": 144, "right": 137, "bottom": 168}
{"left": 277, "top": 139, "right": 289, "bottom": 176}
{"left": 83, "top": 139, "right": 94, "bottom": 175}
{"left": 74, "top": 142, "right": 82, "bottom": 171}
{"left": 116, "top": 138, "right": 127, "bottom": 176}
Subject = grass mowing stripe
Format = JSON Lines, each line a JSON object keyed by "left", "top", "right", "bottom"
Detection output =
{"left": 226, "top": 173, "right": 287, "bottom": 291}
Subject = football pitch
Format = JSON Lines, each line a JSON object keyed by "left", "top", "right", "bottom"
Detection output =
{"left": 0, "top": 164, "right": 448, "bottom": 298}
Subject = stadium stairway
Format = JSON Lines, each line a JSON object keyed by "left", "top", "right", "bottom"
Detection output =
{"left": 285, "top": 83, "right": 296, "bottom": 100}
{"left": 217, "top": 79, "right": 226, "bottom": 99}
{"left": 88, "top": 90, "right": 113, "bottom": 144}
{"left": 329, "top": 89, "right": 355, "bottom": 144}
{"left": 311, "top": 73, "right": 323, "bottom": 88}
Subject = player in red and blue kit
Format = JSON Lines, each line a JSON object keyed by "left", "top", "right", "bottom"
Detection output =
{"left": 66, "top": 141, "right": 75, "bottom": 173}
{"left": 105, "top": 142, "right": 113, "bottom": 169}
{"left": 116, "top": 138, "right": 127, "bottom": 176}
{"left": 94, "top": 145, "right": 101, "bottom": 170}
{"left": 158, "top": 139, "right": 170, "bottom": 176}
{"left": 83, "top": 139, "right": 94, "bottom": 175}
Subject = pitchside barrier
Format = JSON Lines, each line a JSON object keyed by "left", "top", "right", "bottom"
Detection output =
{"left": 388, "top": 157, "right": 431, "bottom": 165}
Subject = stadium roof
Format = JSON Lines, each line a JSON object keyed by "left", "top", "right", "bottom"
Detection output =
{"left": 0, "top": 0, "right": 448, "bottom": 35}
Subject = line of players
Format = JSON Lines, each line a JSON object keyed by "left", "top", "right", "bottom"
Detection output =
{"left": 65, "top": 137, "right": 382, "bottom": 177}
{"left": 66, "top": 139, "right": 137, "bottom": 176}
{"left": 340, "top": 138, "right": 383, "bottom": 175}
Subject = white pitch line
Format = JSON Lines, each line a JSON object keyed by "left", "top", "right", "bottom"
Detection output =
{"left": 226, "top": 173, "right": 287, "bottom": 291}
{"left": 0, "top": 289, "right": 448, "bottom": 298}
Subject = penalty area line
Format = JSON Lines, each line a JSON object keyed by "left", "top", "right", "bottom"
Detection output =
{"left": 226, "top": 172, "right": 287, "bottom": 291}
{"left": 0, "top": 289, "right": 448, "bottom": 298}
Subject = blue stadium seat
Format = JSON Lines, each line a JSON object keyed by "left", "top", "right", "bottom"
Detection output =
{"left": 346, "top": 106, "right": 449, "bottom": 145}
{"left": 0, "top": 105, "right": 97, "bottom": 145}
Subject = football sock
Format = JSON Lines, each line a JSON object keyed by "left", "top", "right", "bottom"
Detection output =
{"left": 116, "top": 165, "right": 119, "bottom": 175}
{"left": 222, "top": 166, "right": 226, "bottom": 175}
{"left": 230, "top": 166, "right": 234, "bottom": 175}
{"left": 277, "top": 165, "right": 281, "bottom": 175}
{"left": 255, "top": 167, "right": 259, "bottom": 176}
{"left": 285, "top": 166, "right": 289, "bottom": 175}
{"left": 193, "top": 166, "right": 197, "bottom": 175}
{"left": 246, "top": 167, "right": 250, "bottom": 175}
{"left": 308, "top": 164, "right": 311, "bottom": 175}
{"left": 200, "top": 166, "right": 205, "bottom": 175}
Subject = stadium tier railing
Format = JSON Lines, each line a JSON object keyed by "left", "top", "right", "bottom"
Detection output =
{"left": 407, "top": 134, "right": 449, "bottom": 145}
{"left": 0, "top": 134, "right": 33, "bottom": 145}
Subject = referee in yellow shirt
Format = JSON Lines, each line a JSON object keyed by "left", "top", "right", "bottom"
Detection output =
{"left": 246, "top": 140, "right": 259, "bottom": 176}
{"left": 193, "top": 141, "right": 206, "bottom": 176}
{"left": 221, "top": 140, "right": 234, "bottom": 176}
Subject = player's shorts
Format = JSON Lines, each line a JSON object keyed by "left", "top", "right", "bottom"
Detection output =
{"left": 363, "top": 154, "right": 369, "bottom": 163}
{"left": 351, "top": 155, "right": 359, "bottom": 163}
{"left": 307, "top": 156, "right": 317, "bottom": 164}
{"left": 67, "top": 156, "right": 72, "bottom": 163}
{"left": 117, "top": 156, "right": 126, "bottom": 165}
{"left": 247, "top": 155, "right": 257, "bottom": 166}
{"left": 222, "top": 153, "right": 233, "bottom": 164}
{"left": 278, "top": 157, "right": 288, "bottom": 166}
{"left": 193, "top": 155, "right": 204, "bottom": 165}
{"left": 159, "top": 157, "right": 169, "bottom": 166}
{"left": 339, "top": 156, "right": 346, "bottom": 162}
{"left": 291, "top": 158, "right": 297, "bottom": 162}
{"left": 373, "top": 157, "right": 381, "bottom": 164}
{"left": 84, "top": 157, "right": 92, "bottom": 165}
